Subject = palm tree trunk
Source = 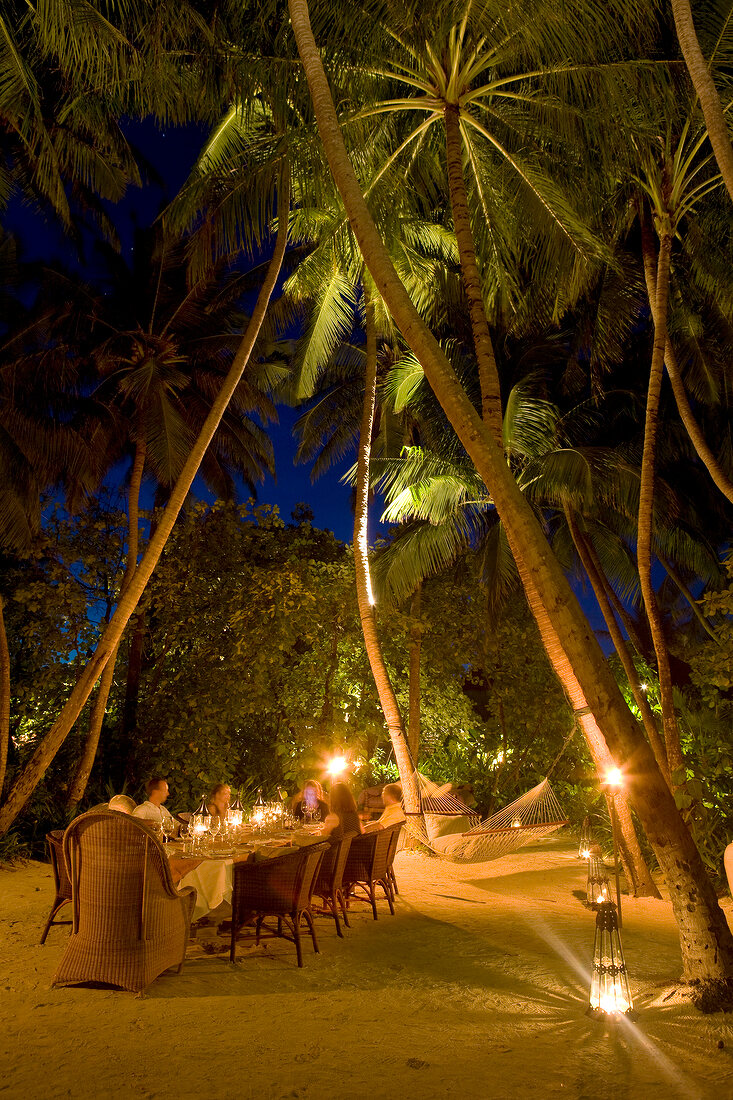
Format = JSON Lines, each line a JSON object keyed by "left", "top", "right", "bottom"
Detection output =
{"left": 0, "top": 165, "right": 291, "bottom": 837}
{"left": 638, "top": 212, "right": 685, "bottom": 778}
{"left": 0, "top": 597, "right": 10, "bottom": 797}
{"left": 407, "top": 584, "right": 422, "bottom": 763}
{"left": 443, "top": 103, "right": 503, "bottom": 438}
{"left": 354, "top": 279, "right": 420, "bottom": 815}
{"left": 66, "top": 443, "right": 147, "bottom": 809}
{"left": 670, "top": 0, "right": 733, "bottom": 204}
{"left": 565, "top": 505, "right": 669, "bottom": 780}
{"left": 288, "top": 0, "right": 733, "bottom": 985}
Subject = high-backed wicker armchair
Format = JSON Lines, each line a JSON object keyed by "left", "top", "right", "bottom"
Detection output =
{"left": 313, "top": 834, "right": 354, "bottom": 938}
{"left": 39, "top": 831, "right": 73, "bottom": 944}
{"left": 342, "top": 823, "right": 403, "bottom": 919}
{"left": 52, "top": 811, "right": 196, "bottom": 995}
{"left": 230, "top": 842, "right": 329, "bottom": 967}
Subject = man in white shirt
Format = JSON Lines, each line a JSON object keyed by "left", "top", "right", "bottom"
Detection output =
{"left": 363, "top": 783, "right": 405, "bottom": 832}
{"left": 132, "top": 777, "right": 176, "bottom": 833}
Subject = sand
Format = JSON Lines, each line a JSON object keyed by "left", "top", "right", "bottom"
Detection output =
{"left": 1, "top": 838, "right": 732, "bottom": 1100}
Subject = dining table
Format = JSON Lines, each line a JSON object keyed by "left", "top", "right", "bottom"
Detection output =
{"left": 165, "top": 827, "right": 325, "bottom": 922}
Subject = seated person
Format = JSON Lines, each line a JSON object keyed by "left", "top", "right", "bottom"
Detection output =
{"left": 322, "top": 782, "right": 363, "bottom": 839}
{"left": 363, "top": 783, "right": 405, "bottom": 832}
{"left": 132, "top": 777, "right": 177, "bottom": 835}
{"left": 207, "top": 783, "right": 231, "bottom": 821}
{"left": 292, "top": 780, "right": 330, "bottom": 823}
{"left": 357, "top": 783, "right": 386, "bottom": 823}
{"left": 108, "top": 794, "right": 136, "bottom": 814}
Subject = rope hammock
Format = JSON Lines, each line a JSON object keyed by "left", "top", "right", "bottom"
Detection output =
{"left": 405, "top": 772, "right": 568, "bottom": 864}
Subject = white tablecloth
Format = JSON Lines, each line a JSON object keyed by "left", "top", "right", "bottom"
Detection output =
{"left": 725, "top": 843, "right": 733, "bottom": 899}
{"left": 179, "top": 858, "right": 235, "bottom": 922}
{"left": 170, "top": 833, "right": 321, "bottom": 921}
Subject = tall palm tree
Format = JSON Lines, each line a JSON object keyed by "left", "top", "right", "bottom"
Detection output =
{"left": 288, "top": 0, "right": 733, "bottom": 986}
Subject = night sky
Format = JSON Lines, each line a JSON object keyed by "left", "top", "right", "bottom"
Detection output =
{"left": 8, "top": 120, "right": 357, "bottom": 544}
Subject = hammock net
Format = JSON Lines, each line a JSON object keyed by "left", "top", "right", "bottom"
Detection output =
{"left": 405, "top": 772, "right": 568, "bottom": 863}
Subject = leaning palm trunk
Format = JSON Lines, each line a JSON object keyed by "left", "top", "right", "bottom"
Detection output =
{"left": 445, "top": 57, "right": 657, "bottom": 894}
{"left": 638, "top": 215, "right": 685, "bottom": 778}
{"left": 0, "top": 597, "right": 10, "bottom": 797}
{"left": 407, "top": 584, "right": 421, "bottom": 763}
{"left": 565, "top": 505, "right": 669, "bottom": 782}
{"left": 670, "top": 0, "right": 733, "bottom": 204}
{"left": 354, "top": 281, "right": 420, "bottom": 815}
{"left": 0, "top": 166, "right": 291, "bottom": 837}
{"left": 288, "top": 0, "right": 733, "bottom": 986}
{"left": 66, "top": 443, "right": 147, "bottom": 809}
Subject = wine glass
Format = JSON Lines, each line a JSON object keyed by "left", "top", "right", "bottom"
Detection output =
{"left": 162, "top": 815, "right": 175, "bottom": 844}
{"left": 208, "top": 816, "right": 221, "bottom": 849}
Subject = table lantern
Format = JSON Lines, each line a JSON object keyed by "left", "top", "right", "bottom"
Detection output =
{"left": 191, "top": 795, "right": 211, "bottom": 839}
{"left": 578, "top": 816, "right": 592, "bottom": 860}
{"left": 251, "top": 789, "right": 266, "bottom": 827}
{"left": 586, "top": 856, "right": 611, "bottom": 909}
{"left": 229, "top": 790, "right": 244, "bottom": 828}
{"left": 588, "top": 902, "right": 633, "bottom": 1017}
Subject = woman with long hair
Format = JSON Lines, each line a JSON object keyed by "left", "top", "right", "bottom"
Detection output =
{"left": 323, "top": 782, "right": 362, "bottom": 838}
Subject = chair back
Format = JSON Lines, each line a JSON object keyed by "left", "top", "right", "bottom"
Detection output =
{"left": 63, "top": 810, "right": 180, "bottom": 939}
{"left": 315, "top": 833, "right": 353, "bottom": 898}
{"left": 233, "top": 842, "right": 329, "bottom": 915}
{"left": 385, "top": 822, "right": 403, "bottom": 872}
{"left": 47, "top": 830, "right": 72, "bottom": 900}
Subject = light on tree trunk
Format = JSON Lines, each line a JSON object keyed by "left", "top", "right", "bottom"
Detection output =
{"left": 588, "top": 902, "right": 634, "bottom": 1018}
{"left": 327, "top": 754, "right": 348, "bottom": 778}
{"left": 605, "top": 767, "right": 623, "bottom": 788}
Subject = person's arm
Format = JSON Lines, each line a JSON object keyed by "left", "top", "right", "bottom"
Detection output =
{"left": 321, "top": 812, "right": 340, "bottom": 836}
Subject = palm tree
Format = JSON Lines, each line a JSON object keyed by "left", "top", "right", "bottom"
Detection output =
{"left": 0, "top": 157, "right": 292, "bottom": 835}
{"left": 669, "top": 0, "right": 733, "bottom": 202}
{"left": 288, "top": 0, "right": 733, "bottom": 987}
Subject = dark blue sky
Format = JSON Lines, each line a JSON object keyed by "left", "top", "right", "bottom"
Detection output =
{"left": 9, "top": 121, "right": 358, "bottom": 544}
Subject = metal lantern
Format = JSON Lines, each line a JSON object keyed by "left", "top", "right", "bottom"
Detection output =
{"left": 191, "top": 794, "right": 211, "bottom": 840}
{"left": 251, "top": 788, "right": 266, "bottom": 828}
{"left": 588, "top": 902, "right": 633, "bottom": 1017}
{"left": 228, "top": 790, "right": 244, "bottom": 828}
{"left": 578, "top": 816, "right": 592, "bottom": 860}
{"left": 586, "top": 856, "right": 611, "bottom": 909}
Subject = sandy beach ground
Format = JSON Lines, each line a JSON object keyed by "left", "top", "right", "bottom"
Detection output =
{"left": 1, "top": 837, "right": 731, "bottom": 1100}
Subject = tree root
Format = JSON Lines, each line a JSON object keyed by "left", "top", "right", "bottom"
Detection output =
{"left": 689, "top": 978, "right": 733, "bottom": 1013}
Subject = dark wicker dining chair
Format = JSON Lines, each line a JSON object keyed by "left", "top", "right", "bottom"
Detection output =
{"left": 385, "top": 822, "right": 403, "bottom": 897}
{"left": 52, "top": 810, "right": 197, "bottom": 995}
{"left": 230, "top": 841, "right": 329, "bottom": 967}
{"left": 39, "top": 830, "right": 73, "bottom": 944}
{"left": 313, "top": 833, "right": 354, "bottom": 937}
{"left": 342, "top": 823, "right": 403, "bottom": 920}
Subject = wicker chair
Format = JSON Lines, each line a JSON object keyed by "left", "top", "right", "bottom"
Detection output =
{"left": 39, "top": 831, "right": 73, "bottom": 944}
{"left": 230, "top": 841, "right": 329, "bottom": 967}
{"left": 386, "top": 821, "right": 403, "bottom": 897}
{"left": 52, "top": 810, "right": 197, "bottom": 995}
{"left": 313, "top": 833, "right": 354, "bottom": 938}
{"left": 342, "top": 823, "right": 403, "bottom": 919}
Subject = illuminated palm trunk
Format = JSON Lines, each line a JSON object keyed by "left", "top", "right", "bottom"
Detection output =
{"left": 354, "top": 282, "right": 420, "bottom": 816}
{"left": 0, "top": 597, "right": 9, "bottom": 797}
{"left": 670, "top": 0, "right": 733, "bottom": 203}
{"left": 66, "top": 443, "right": 147, "bottom": 808}
{"left": 637, "top": 220, "right": 684, "bottom": 778}
{"left": 0, "top": 168, "right": 291, "bottom": 836}
{"left": 288, "top": 0, "right": 733, "bottom": 983}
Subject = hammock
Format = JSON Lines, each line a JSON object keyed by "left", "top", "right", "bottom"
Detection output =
{"left": 405, "top": 772, "right": 568, "bottom": 864}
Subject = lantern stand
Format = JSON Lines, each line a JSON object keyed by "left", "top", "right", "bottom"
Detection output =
{"left": 586, "top": 854, "right": 611, "bottom": 909}
{"left": 578, "top": 815, "right": 592, "bottom": 860}
{"left": 229, "top": 789, "right": 244, "bottom": 828}
{"left": 587, "top": 901, "right": 635, "bottom": 1019}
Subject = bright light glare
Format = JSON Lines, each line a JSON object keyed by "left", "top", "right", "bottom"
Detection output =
{"left": 606, "top": 767, "right": 623, "bottom": 787}
{"left": 599, "top": 994, "right": 630, "bottom": 1015}
{"left": 327, "top": 755, "right": 348, "bottom": 776}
